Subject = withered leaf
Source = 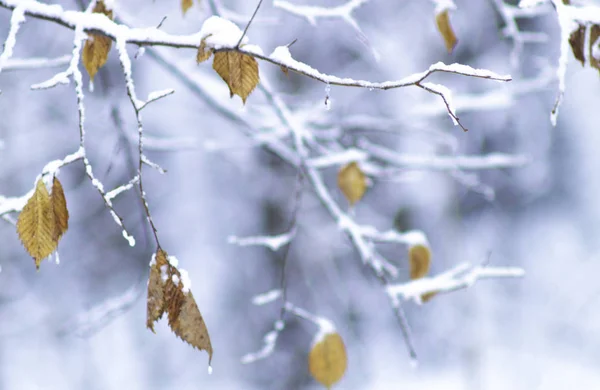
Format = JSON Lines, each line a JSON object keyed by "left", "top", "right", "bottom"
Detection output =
{"left": 16, "top": 179, "right": 57, "bottom": 269}
{"left": 435, "top": 10, "right": 458, "bottom": 53}
{"left": 147, "top": 248, "right": 213, "bottom": 364}
{"left": 408, "top": 244, "right": 431, "bottom": 280}
{"left": 569, "top": 25, "right": 586, "bottom": 65}
{"left": 181, "top": 0, "right": 193, "bottom": 15}
{"left": 82, "top": 1, "right": 113, "bottom": 81}
{"left": 196, "top": 37, "right": 213, "bottom": 63}
{"left": 589, "top": 25, "right": 600, "bottom": 72}
{"left": 147, "top": 249, "right": 168, "bottom": 331}
{"left": 337, "top": 162, "right": 367, "bottom": 206}
{"left": 308, "top": 332, "right": 347, "bottom": 389}
{"left": 51, "top": 176, "right": 69, "bottom": 242}
{"left": 212, "top": 51, "right": 260, "bottom": 104}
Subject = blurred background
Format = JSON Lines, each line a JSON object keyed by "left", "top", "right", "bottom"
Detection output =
{"left": 1, "top": 0, "right": 600, "bottom": 389}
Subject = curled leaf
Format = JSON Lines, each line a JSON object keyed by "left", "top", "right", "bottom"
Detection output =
{"left": 408, "top": 244, "right": 431, "bottom": 280}
{"left": 82, "top": 1, "right": 113, "bottom": 81}
{"left": 212, "top": 51, "right": 260, "bottom": 104}
{"left": 309, "top": 332, "right": 347, "bottom": 389}
{"left": 196, "top": 37, "right": 213, "bottom": 63}
{"left": 16, "top": 179, "right": 56, "bottom": 269}
{"left": 337, "top": 162, "right": 367, "bottom": 206}
{"left": 51, "top": 177, "right": 69, "bottom": 241}
{"left": 435, "top": 10, "right": 458, "bottom": 53}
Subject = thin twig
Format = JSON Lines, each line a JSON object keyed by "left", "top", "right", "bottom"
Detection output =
{"left": 236, "top": 0, "right": 264, "bottom": 48}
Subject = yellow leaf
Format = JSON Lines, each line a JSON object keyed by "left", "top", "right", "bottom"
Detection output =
{"left": 16, "top": 179, "right": 57, "bottom": 269}
{"left": 337, "top": 162, "right": 367, "bottom": 206}
{"left": 196, "top": 37, "right": 213, "bottom": 63}
{"left": 51, "top": 177, "right": 69, "bottom": 242}
{"left": 147, "top": 248, "right": 213, "bottom": 364}
{"left": 181, "top": 0, "right": 193, "bottom": 15}
{"left": 309, "top": 332, "right": 347, "bottom": 389}
{"left": 435, "top": 10, "right": 457, "bottom": 53}
{"left": 82, "top": 1, "right": 113, "bottom": 81}
{"left": 408, "top": 244, "right": 431, "bottom": 280}
{"left": 212, "top": 51, "right": 259, "bottom": 104}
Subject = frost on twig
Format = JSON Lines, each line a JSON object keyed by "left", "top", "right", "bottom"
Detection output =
{"left": 386, "top": 262, "right": 525, "bottom": 305}
{"left": 228, "top": 228, "right": 296, "bottom": 252}
{"left": 241, "top": 299, "right": 335, "bottom": 364}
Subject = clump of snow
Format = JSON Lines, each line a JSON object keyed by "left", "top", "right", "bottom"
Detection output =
{"left": 172, "top": 274, "right": 180, "bottom": 286}
{"left": 241, "top": 44, "right": 264, "bottom": 56}
{"left": 160, "top": 264, "right": 168, "bottom": 283}
{"left": 252, "top": 289, "right": 282, "bottom": 305}
{"left": 179, "top": 268, "right": 192, "bottom": 294}
{"left": 149, "top": 253, "right": 156, "bottom": 267}
{"left": 167, "top": 255, "right": 179, "bottom": 268}
{"left": 199, "top": 16, "right": 248, "bottom": 50}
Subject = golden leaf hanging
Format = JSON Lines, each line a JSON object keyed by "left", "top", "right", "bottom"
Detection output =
{"left": 212, "top": 51, "right": 260, "bottom": 104}
{"left": 51, "top": 177, "right": 69, "bottom": 241}
{"left": 147, "top": 248, "right": 213, "bottom": 364}
{"left": 196, "top": 37, "right": 213, "bottom": 64}
{"left": 435, "top": 10, "right": 458, "bottom": 53}
{"left": 16, "top": 179, "right": 57, "bottom": 269}
{"left": 308, "top": 332, "right": 347, "bottom": 389}
{"left": 408, "top": 244, "right": 431, "bottom": 280}
{"left": 181, "top": 0, "right": 193, "bottom": 15}
{"left": 337, "top": 162, "right": 367, "bottom": 206}
{"left": 82, "top": 0, "right": 113, "bottom": 82}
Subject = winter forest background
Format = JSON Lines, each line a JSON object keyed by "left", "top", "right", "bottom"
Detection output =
{"left": 1, "top": 0, "right": 600, "bottom": 389}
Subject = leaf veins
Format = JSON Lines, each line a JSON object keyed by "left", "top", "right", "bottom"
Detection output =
{"left": 82, "top": 0, "right": 113, "bottom": 82}
{"left": 212, "top": 51, "right": 260, "bottom": 104}
{"left": 17, "top": 179, "right": 57, "bottom": 269}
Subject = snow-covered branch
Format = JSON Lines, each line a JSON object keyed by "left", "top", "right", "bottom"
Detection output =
{"left": 274, "top": 0, "right": 367, "bottom": 30}
{"left": 2, "top": 54, "right": 71, "bottom": 71}
{"left": 386, "top": 262, "right": 525, "bottom": 304}
{"left": 228, "top": 228, "right": 296, "bottom": 252}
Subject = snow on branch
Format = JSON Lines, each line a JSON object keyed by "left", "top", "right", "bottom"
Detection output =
{"left": 274, "top": 0, "right": 367, "bottom": 31}
{"left": 2, "top": 54, "right": 71, "bottom": 71}
{"left": 386, "top": 262, "right": 525, "bottom": 305}
{"left": 359, "top": 138, "right": 530, "bottom": 171}
{"left": 228, "top": 228, "right": 296, "bottom": 252}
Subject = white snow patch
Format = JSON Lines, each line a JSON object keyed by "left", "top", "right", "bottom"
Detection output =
{"left": 199, "top": 16, "right": 248, "bottom": 49}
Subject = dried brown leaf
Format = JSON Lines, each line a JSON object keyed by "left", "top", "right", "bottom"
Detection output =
{"left": 409, "top": 244, "right": 431, "bottom": 280}
{"left": 589, "top": 25, "right": 600, "bottom": 72}
{"left": 569, "top": 25, "right": 586, "bottom": 65}
{"left": 280, "top": 65, "right": 289, "bottom": 76}
{"left": 308, "top": 332, "right": 347, "bottom": 389}
{"left": 82, "top": 1, "right": 113, "bottom": 81}
{"left": 337, "top": 162, "right": 367, "bottom": 206}
{"left": 435, "top": 10, "right": 458, "bottom": 53}
{"left": 147, "top": 249, "right": 168, "bottom": 331}
{"left": 51, "top": 177, "right": 69, "bottom": 242}
{"left": 212, "top": 51, "right": 259, "bottom": 104}
{"left": 146, "top": 248, "right": 213, "bottom": 364}
{"left": 196, "top": 37, "right": 213, "bottom": 63}
{"left": 16, "top": 179, "right": 57, "bottom": 269}
{"left": 181, "top": 0, "right": 193, "bottom": 15}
